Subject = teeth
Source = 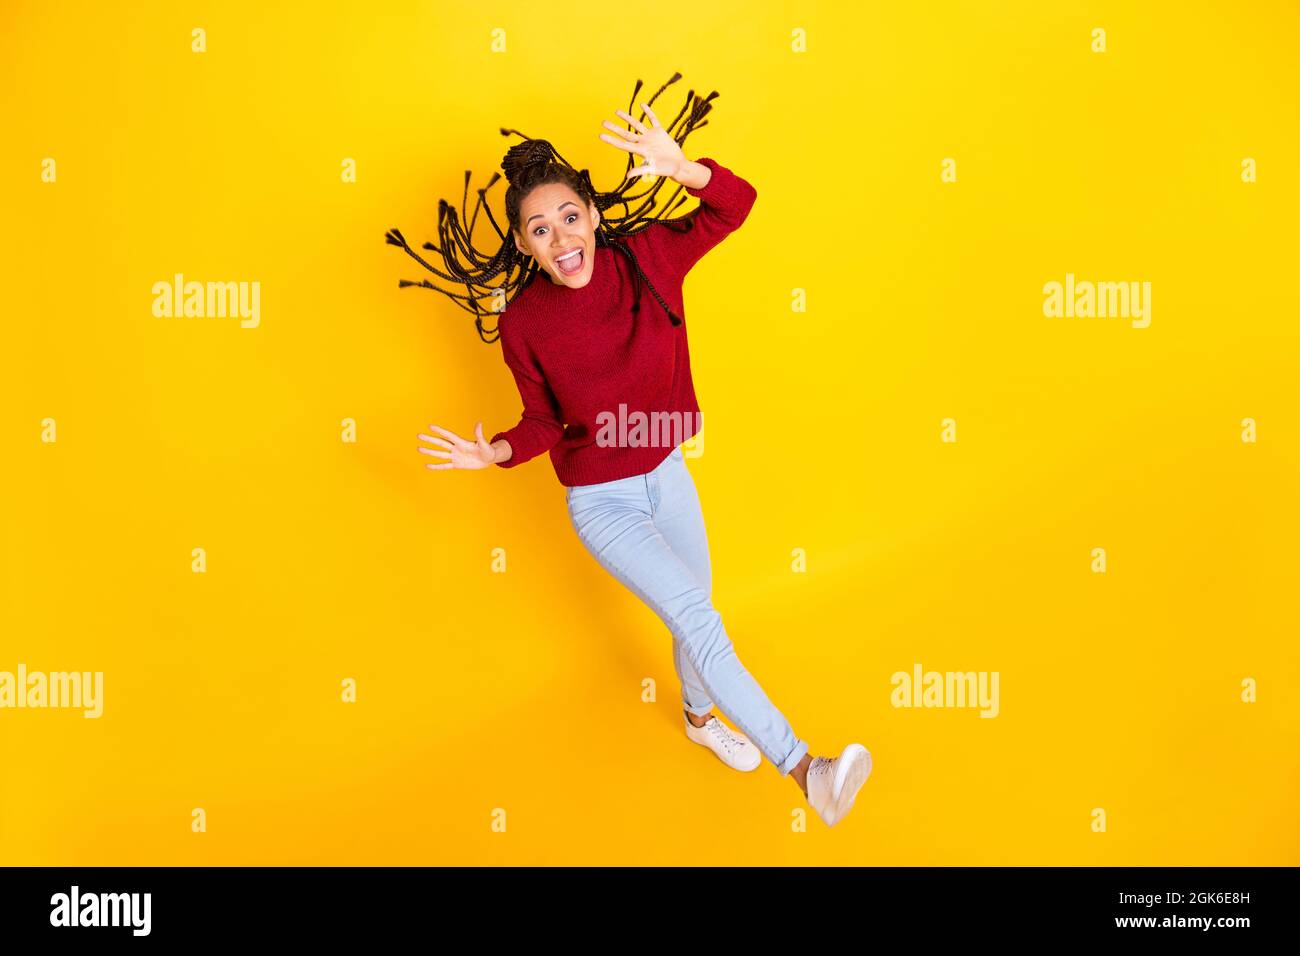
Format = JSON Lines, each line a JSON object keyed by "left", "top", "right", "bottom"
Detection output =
{"left": 557, "top": 248, "right": 583, "bottom": 275}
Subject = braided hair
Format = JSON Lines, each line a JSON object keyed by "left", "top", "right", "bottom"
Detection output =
{"left": 384, "top": 71, "right": 718, "bottom": 343}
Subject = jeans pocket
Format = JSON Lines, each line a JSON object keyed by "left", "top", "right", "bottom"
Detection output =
{"left": 565, "top": 482, "right": 602, "bottom": 514}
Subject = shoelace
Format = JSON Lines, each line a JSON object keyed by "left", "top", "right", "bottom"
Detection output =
{"left": 703, "top": 718, "right": 740, "bottom": 754}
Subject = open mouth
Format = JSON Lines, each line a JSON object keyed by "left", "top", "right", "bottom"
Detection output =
{"left": 555, "top": 247, "right": 585, "bottom": 277}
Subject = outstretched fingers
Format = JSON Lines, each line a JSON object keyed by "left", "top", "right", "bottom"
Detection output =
{"left": 419, "top": 424, "right": 466, "bottom": 469}
{"left": 615, "top": 108, "right": 650, "bottom": 135}
{"left": 421, "top": 424, "right": 467, "bottom": 448}
{"left": 637, "top": 102, "right": 662, "bottom": 129}
{"left": 599, "top": 130, "right": 645, "bottom": 158}
{"left": 602, "top": 118, "right": 639, "bottom": 143}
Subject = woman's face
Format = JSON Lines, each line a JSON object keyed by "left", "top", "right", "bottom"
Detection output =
{"left": 513, "top": 183, "right": 601, "bottom": 288}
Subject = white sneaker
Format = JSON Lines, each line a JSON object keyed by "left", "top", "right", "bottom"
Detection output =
{"left": 805, "top": 743, "right": 872, "bottom": 827}
{"left": 684, "top": 711, "right": 762, "bottom": 772}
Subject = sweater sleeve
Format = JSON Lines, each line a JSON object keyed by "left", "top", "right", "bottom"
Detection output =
{"left": 488, "top": 318, "right": 564, "bottom": 468}
{"left": 631, "top": 156, "right": 758, "bottom": 281}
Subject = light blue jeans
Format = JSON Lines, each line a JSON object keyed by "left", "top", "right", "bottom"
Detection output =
{"left": 564, "top": 445, "right": 811, "bottom": 776}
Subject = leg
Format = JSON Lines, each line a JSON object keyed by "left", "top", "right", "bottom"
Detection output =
{"left": 565, "top": 455, "right": 811, "bottom": 776}
{"left": 653, "top": 455, "right": 817, "bottom": 796}
{"left": 647, "top": 451, "right": 716, "bottom": 721}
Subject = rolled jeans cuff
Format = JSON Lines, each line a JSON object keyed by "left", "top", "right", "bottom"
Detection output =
{"left": 777, "top": 738, "right": 811, "bottom": 776}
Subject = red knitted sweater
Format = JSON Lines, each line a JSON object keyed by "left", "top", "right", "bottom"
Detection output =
{"left": 489, "top": 156, "right": 758, "bottom": 486}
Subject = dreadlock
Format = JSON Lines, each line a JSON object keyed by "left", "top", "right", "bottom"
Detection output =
{"left": 384, "top": 71, "right": 718, "bottom": 343}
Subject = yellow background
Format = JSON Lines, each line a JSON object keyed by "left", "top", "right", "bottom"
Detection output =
{"left": 2, "top": 0, "right": 1297, "bottom": 865}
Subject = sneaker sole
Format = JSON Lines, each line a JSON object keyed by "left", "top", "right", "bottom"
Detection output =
{"left": 830, "top": 744, "right": 872, "bottom": 822}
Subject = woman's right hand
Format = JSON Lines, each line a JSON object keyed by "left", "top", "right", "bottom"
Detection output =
{"left": 418, "top": 421, "right": 499, "bottom": 470}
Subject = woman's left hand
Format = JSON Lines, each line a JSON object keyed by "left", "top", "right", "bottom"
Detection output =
{"left": 599, "top": 102, "right": 685, "bottom": 181}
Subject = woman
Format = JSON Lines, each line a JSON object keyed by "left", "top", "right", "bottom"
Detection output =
{"left": 393, "top": 75, "right": 871, "bottom": 827}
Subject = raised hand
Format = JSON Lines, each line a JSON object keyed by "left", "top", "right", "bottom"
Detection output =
{"left": 418, "top": 421, "right": 498, "bottom": 470}
{"left": 599, "top": 102, "right": 686, "bottom": 181}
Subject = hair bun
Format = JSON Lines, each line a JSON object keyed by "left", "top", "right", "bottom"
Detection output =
{"left": 502, "top": 138, "right": 557, "bottom": 184}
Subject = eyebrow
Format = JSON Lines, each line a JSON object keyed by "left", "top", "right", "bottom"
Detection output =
{"left": 526, "top": 201, "right": 580, "bottom": 225}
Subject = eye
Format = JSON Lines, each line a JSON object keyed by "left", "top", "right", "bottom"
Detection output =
{"left": 533, "top": 213, "right": 581, "bottom": 237}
